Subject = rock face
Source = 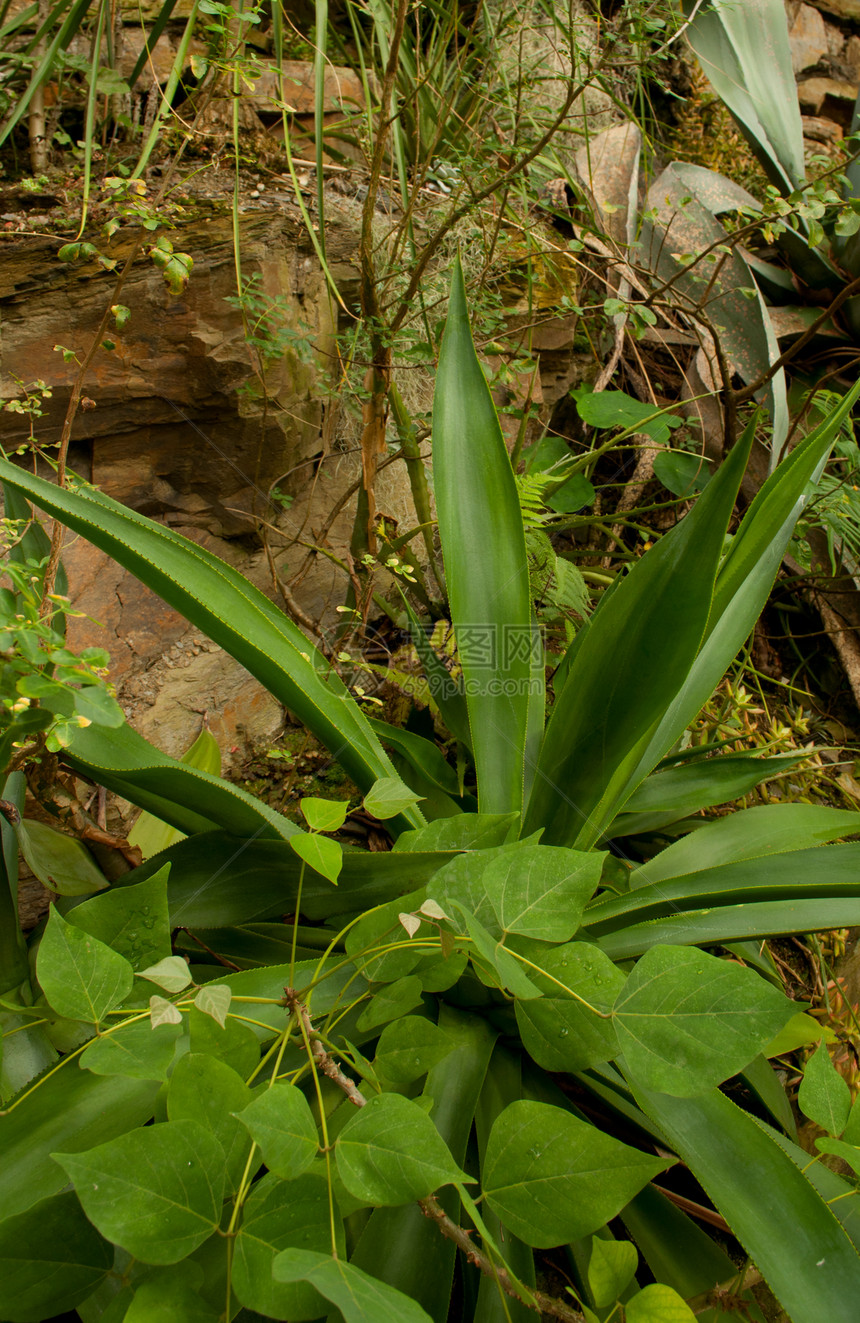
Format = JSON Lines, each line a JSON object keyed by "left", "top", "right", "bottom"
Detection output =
{"left": 789, "top": 3, "right": 830, "bottom": 71}
{"left": 0, "top": 193, "right": 423, "bottom": 766}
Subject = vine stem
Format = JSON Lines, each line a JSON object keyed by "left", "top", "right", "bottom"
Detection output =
{"left": 283, "top": 988, "right": 586, "bottom": 1323}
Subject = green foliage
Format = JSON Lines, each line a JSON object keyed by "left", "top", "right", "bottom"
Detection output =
{"left": 3, "top": 266, "right": 860, "bottom": 1323}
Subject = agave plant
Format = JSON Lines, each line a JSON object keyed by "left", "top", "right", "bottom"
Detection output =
{"left": 1, "top": 263, "right": 860, "bottom": 1322}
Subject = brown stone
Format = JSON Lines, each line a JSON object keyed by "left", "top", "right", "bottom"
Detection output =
{"left": 806, "top": 0, "right": 860, "bottom": 20}
{"left": 798, "top": 75, "right": 859, "bottom": 114}
{"left": 801, "top": 113, "right": 844, "bottom": 139}
{"left": 247, "top": 60, "right": 372, "bottom": 115}
{"left": 789, "top": 4, "right": 829, "bottom": 72}
{"left": 845, "top": 34, "right": 860, "bottom": 76}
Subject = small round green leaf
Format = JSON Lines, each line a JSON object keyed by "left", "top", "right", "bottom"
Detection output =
{"left": 53, "top": 1119, "right": 225, "bottom": 1264}
{"left": 237, "top": 1081, "right": 319, "bottom": 1180}
{"left": 37, "top": 908, "right": 134, "bottom": 1025}
{"left": 290, "top": 832, "right": 343, "bottom": 884}
{"left": 335, "top": 1092, "right": 469, "bottom": 1206}
{"left": 363, "top": 777, "right": 423, "bottom": 820}
{"left": 300, "top": 797, "right": 349, "bottom": 832}
{"left": 138, "top": 956, "right": 192, "bottom": 993}
{"left": 482, "top": 1100, "right": 668, "bottom": 1248}
{"left": 799, "top": 1042, "right": 851, "bottom": 1137}
{"left": 0, "top": 1191, "right": 112, "bottom": 1322}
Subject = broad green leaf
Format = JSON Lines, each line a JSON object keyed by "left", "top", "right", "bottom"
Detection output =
{"left": 652, "top": 450, "right": 710, "bottom": 497}
{"left": 335, "top": 1092, "right": 469, "bottom": 1205}
{"left": 425, "top": 843, "right": 515, "bottom": 935}
{"left": 123, "top": 1264, "right": 219, "bottom": 1322}
{"left": 300, "top": 796, "right": 349, "bottom": 832}
{"left": 842, "top": 1098, "right": 860, "bottom": 1146}
{"left": 815, "top": 1138, "right": 860, "bottom": 1175}
{"left": 573, "top": 386, "right": 682, "bottom": 446}
{"left": 629, "top": 804, "right": 860, "bottom": 887}
{"left": 290, "top": 832, "right": 343, "bottom": 884}
{"left": 355, "top": 975, "right": 424, "bottom": 1031}
{"left": 81, "top": 1019, "right": 182, "bottom": 1082}
{"left": 394, "top": 813, "right": 519, "bottom": 853}
{"left": 17, "top": 820, "right": 107, "bottom": 897}
{"left": 614, "top": 945, "right": 794, "bottom": 1096}
{"left": 486, "top": 844, "right": 604, "bottom": 941}
{"left": 194, "top": 984, "right": 231, "bottom": 1028}
{"left": 766, "top": 1012, "right": 834, "bottom": 1058}
{"left": 451, "top": 903, "right": 542, "bottom": 999}
{"left": 630, "top": 1082, "right": 860, "bottom": 1323}
{"left": 515, "top": 942, "right": 622, "bottom": 1073}
{"left": 547, "top": 472, "right": 596, "bottom": 513}
{"left": 374, "top": 1016, "right": 454, "bottom": 1083}
{"left": 587, "top": 1236, "right": 639, "bottom": 1308}
{"left": 0, "top": 1191, "right": 112, "bottom": 1322}
{"left": 798, "top": 1043, "right": 851, "bottom": 1137}
{"left": 236, "top": 1081, "right": 319, "bottom": 1180}
{"left": 188, "top": 1004, "right": 259, "bottom": 1078}
{"left": 433, "top": 258, "right": 536, "bottom": 814}
{"left": 232, "top": 1173, "right": 334, "bottom": 1321}
{"left": 67, "top": 865, "right": 171, "bottom": 971}
{"left": 54, "top": 1119, "right": 225, "bottom": 1264}
{"left": 0, "top": 464, "right": 415, "bottom": 815}
{"left": 138, "top": 956, "right": 192, "bottom": 993}
{"left": 482, "top": 1100, "right": 668, "bottom": 1248}
{"left": 525, "top": 418, "right": 753, "bottom": 848}
{"left": 37, "top": 908, "right": 134, "bottom": 1025}
{"left": 167, "top": 1054, "right": 252, "bottom": 1190}
{"left": 615, "top": 753, "right": 802, "bottom": 828}
{"left": 273, "top": 1248, "right": 434, "bottom": 1323}
{"left": 0, "top": 1063, "right": 157, "bottom": 1220}
{"left": 625, "top": 1283, "right": 696, "bottom": 1322}
{"left": 128, "top": 725, "right": 222, "bottom": 859}
{"left": 364, "top": 776, "right": 424, "bottom": 820}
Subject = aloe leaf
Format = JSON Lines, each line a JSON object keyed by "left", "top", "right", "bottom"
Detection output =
{"left": 433, "top": 258, "right": 536, "bottom": 815}
{"left": 630, "top": 803, "right": 860, "bottom": 887}
{"left": 626, "top": 382, "right": 860, "bottom": 797}
{"left": 629, "top": 1080, "right": 860, "bottom": 1323}
{"left": 683, "top": 0, "right": 804, "bottom": 193}
{"left": 595, "top": 898, "right": 860, "bottom": 961}
{"left": 586, "top": 844, "right": 860, "bottom": 933}
{"left": 64, "top": 722, "right": 298, "bottom": 843}
{"left": 525, "top": 417, "right": 752, "bottom": 849}
{"left": 128, "top": 726, "right": 222, "bottom": 859}
{"left": 0, "top": 463, "right": 419, "bottom": 820}
{"left": 127, "top": 831, "right": 453, "bottom": 926}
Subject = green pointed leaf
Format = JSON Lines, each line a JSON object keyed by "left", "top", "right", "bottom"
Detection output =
{"left": 273, "top": 1248, "right": 434, "bottom": 1322}
{"left": 233, "top": 1173, "right": 335, "bottom": 1320}
{"left": 335, "top": 1092, "right": 469, "bottom": 1206}
{"left": 515, "top": 942, "right": 622, "bottom": 1072}
{"left": 433, "top": 258, "right": 536, "bottom": 814}
{"left": 167, "top": 1054, "right": 252, "bottom": 1191}
{"left": 374, "top": 1016, "right": 454, "bottom": 1083}
{"left": 0, "top": 1191, "right": 112, "bottom": 1322}
{"left": 290, "top": 832, "right": 343, "bottom": 884}
{"left": 573, "top": 387, "right": 682, "bottom": 446}
{"left": 452, "top": 902, "right": 542, "bottom": 999}
{"left": 587, "top": 1236, "right": 639, "bottom": 1308}
{"left": 364, "top": 777, "right": 424, "bottom": 820}
{"left": 193, "top": 984, "right": 231, "bottom": 1028}
{"left": 766, "top": 1012, "right": 833, "bottom": 1058}
{"left": 81, "top": 1019, "right": 182, "bottom": 1082}
{"left": 188, "top": 1004, "right": 259, "bottom": 1077}
{"left": 150, "top": 995, "right": 182, "bottom": 1027}
{"left": 37, "top": 908, "right": 134, "bottom": 1025}
{"left": 53, "top": 1119, "right": 225, "bottom": 1264}
{"left": 483, "top": 1100, "right": 668, "bottom": 1248}
{"left": 300, "top": 797, "right": 349, "bottom": 832}
{"left": 138, "top": 956, "right": 192, "bottom": 993}
{"left": 356, "top": 975, "right": 424, "bottom": 1031}
{"left": 614, "top": 945, "right": 794, "bottom": 1096}
{"left": 799, "top": 1043, "right": 851, "bottom": 1137}
{"left": 67, "top": 866, "right": 171, "bottom": 971}
{"left": 123, "top": 1264, "right": 219, "bottom": 1322}
{"left": 17, "top": 820, "right": 107, "bottom": 897}
{"left": 625, "top": 1283, "right": 696, "bottom": 1322}
{"left": 487, "top": 844, "right": 604, "bottom": 941}
{"left": 815, "top": 1137, "right": 860, "bottom": 1174}
{"left": 237, "top": 1081, "right": 319, "bottom": 1180}
{"left": 394, "top": 813, "right": 519, "bottom": 853}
